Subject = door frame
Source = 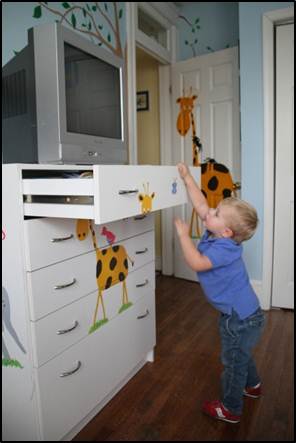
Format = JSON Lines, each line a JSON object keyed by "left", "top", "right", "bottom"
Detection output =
{"left": 126, "top": 2, "right": 178, "bottom": 274}
{"left": 262, "top": 7, "right": 294, "bottom": 309}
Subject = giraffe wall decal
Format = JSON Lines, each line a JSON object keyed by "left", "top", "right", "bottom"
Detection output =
{"left": 76, "top": 219, "right": 134, "bottom": 334}
{"left": 176, "top": 89, "right": 202, "bottom": 238}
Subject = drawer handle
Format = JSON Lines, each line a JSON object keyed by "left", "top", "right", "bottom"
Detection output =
{"left": 134, "top": 214, "right": 146, "bottom": 220}
{"left": 56, "top": 320, "right": 79, "bottom": 335}
{"left": 135, "top": 248, "right": 148, "bottom": 255}
{"left": 118, "top": 189, "right": 139, "bottom": 195}
{"left": 59, "top": 360, "right": 82, "bottom": 378}
{"left": 137, "top": 309, "right": 150, "bottom": 320}
{"left": 54, "top": 278, "right": 77, "bottom": 290}
{"left": 51, "top": 234, "right": 74, "bottom": 243}
{"left": 136, "top": 279, "right": 149, "bottom": 288}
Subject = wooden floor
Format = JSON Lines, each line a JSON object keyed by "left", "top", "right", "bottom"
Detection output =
{"left": 73, "top": 275, "right": 294, "bottom": 441}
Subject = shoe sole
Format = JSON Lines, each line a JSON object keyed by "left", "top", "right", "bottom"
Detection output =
{"left": 243, "top": 392, "right": 261, "bottom": 398}
{"left": 203, "top": 410, "right": 240, "bottom": 424}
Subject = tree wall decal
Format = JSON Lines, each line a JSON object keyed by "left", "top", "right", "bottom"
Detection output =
{"left": 33, "top": 2, "right": 124, "bottom": 58}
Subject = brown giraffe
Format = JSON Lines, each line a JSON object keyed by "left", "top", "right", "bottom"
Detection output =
{"left": 176, "top": 90, "right": 202, "bottom": 237}
{"left": 76, "top": 219, "right": 134, "bottom": 334}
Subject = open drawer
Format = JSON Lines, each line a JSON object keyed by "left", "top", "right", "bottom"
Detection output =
{"left": 22, "top": 164, "right": 200, "bottom": 224}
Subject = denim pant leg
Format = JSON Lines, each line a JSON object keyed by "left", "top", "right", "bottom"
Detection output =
{"left": 219, "top": 309, "right": 265, "bottom": 415}
{"left": 246, "top": 356, "right": 261, "bottom": 388}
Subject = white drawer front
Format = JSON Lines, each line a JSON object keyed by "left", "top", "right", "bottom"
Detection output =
{"left": 36, "top": 292, "right": 156, "bottom": 441}
{"left": 22, "top": 165, "right": 200, "bottom": 223}
{"left": 31, "top": 262, "right": 155, "bottom": 367}
{"left": 24, "top": 214, "right": 154, "bottom": 271}
{"left": 94, "top": 165, "right": 200, "bottom": 224}
{"left": 27, "top": 230, "right": 155, "bottom": 320}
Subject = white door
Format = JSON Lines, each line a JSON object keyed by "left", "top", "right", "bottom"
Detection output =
{"left": 171, "top": 47, "right": 240, "bottom": 281}
{"left": 272, "top": 24, "right": 294, "bottom": 309}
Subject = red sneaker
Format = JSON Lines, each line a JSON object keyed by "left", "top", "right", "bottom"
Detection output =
{"left": 202, "top": 400, "right": 241, "bottom": 423}
{"left": 243, "top": 383, "right": 261, "bottom": 398}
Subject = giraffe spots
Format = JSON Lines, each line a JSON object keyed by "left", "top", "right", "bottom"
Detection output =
{"left": 105, "top": 276, "right": 112, "bottom": 290}
{"left": 109, "top": 256, "right": 117, "bottom": 271}
{"left": 223, "top": 189, "right": 232, "bottom": 198}
{"left": 96, "top": 260, "right": 102, "bottom": 278}
{"left": 112, "top": 245, "right": 119, "bottom": 252}
{"left": 213, "top": 163, "right": 229, "bottom": 174}
{"left": 123, "top": 258, "right": 128, "bottom": 269}
{"left": 102, "top": 249, "right": 107, "bottom": 255}
{"left": 119, "top": 272, "right": 125, "bottom": 281}
{"left": 208, "top": 176, "right": 219, "bottom": 191}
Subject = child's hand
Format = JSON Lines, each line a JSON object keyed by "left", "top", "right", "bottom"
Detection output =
{"left": 174, "top": 218, "right": 190, "bottom": 238}
{"left": 177, "top": 162, "right": 190, "bottom": 180}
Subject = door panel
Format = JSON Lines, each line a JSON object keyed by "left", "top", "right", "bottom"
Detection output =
{"left": 172, "top": 47, "right": 240, "bottom": 281}
{"left": 272, "top": 24, "right": 294, "bottom": 309}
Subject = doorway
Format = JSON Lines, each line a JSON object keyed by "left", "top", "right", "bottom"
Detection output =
{"left": 136, "top": 47, "right": 162, "bottom": 271}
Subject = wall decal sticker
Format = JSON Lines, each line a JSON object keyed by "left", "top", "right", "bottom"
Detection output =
{"left": 101, "top": 226, "right": 116, "bottom": 245}
{"left": 76, "top": 220, "right": 134, "bottom": 334}
{"left": 138, "top": 183, "right": 155, "bottom": 214}
{"left": 2, "top": 287, "right": 26, "bottom": 368}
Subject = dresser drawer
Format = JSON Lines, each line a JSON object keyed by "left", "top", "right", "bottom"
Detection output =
{"left": 35, "top": 292, "right": 156, "bottom": 441}
{"left": 27, "top": 230, "right": 155, "bottom": 320}
{"left": 24, "top": 214, "right": 154, "bottom": 271}
{"left": 22, "top": 165, "right": 200, "bottom": 223}
{"left": 31, "top": 262, "right": 155, "bottom": 367}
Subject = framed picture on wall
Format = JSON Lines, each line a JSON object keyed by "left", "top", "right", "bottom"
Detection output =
{"left": 137, "top": 91, "right": 149, "bottom": 111}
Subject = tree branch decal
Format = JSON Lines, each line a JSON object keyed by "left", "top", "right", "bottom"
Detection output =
{"left": 33, "top": 2, "right": 124, "bottom": 57}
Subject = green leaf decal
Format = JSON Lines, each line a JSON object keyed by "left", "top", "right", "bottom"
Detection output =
{"left": 62, "top": 2, "right": 71, "bottom": 9}
{"left": 71, "top": 13, "right": 77, "bottom": 28}
{"left": 33, "top": 5, "right": 42, "bottom": 19}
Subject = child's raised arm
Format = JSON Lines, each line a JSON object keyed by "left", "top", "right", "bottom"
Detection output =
{"left": 177, "top": 163, "right": 209, "bottom": 220}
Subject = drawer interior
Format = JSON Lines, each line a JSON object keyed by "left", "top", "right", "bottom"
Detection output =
{"left": 22, "top": 168, "right": 95, "bottom": 219}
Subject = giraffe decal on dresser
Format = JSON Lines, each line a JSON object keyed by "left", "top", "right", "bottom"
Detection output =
{"left": 76, "top": 219, "right": 134, "bottom": 334}
{"left": 138, "top": 183, "right": 155, "bottom": 215}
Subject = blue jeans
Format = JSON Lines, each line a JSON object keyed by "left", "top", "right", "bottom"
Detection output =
{"left": 219, "top": 308, "right": 265, "bottom": 415}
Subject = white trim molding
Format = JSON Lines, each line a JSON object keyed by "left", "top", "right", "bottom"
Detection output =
{"left": 262, "top": 6, "right": 294, "bottom": 310}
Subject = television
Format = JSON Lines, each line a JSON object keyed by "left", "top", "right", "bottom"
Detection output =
{"left": 2, "top": 23, "right": 127, "bottom": 164}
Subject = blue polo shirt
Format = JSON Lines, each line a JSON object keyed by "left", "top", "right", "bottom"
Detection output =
{"left": 197, "top": 230, "right": 260, "bottom": 319}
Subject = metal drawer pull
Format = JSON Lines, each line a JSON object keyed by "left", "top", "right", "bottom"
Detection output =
{"left": 136, "top": 279, "right": 149, "bottom": 288}
{"left": 59, "top": 360, "right": 81, "bottom": 378}
{"left": 118, "top": 189, "right": 139, "bottom": 195}
{"left": 51, "top": 234, "right": 74, "bottom": 242}
{"left": 134, "top": 214, "right": 146, "bottom": 220}
{"left": 56, "top": 320, "right": 79, "bottom": 335}
{"left": 135, "top": 248, "right": 148, "bottom": 254}
{"left": 137, "top": 309, "right": 150, "bottom": 320}
{"left": 54, "top": 278, "right": 77, "bottom": 290}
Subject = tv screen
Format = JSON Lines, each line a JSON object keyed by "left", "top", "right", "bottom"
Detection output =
{"left": 64, "top": 43, "right": 122, "bottom": 139}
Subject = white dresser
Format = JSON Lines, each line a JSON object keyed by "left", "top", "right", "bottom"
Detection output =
{"left": 2, "top": 164, "right": 199, "bottom": 441}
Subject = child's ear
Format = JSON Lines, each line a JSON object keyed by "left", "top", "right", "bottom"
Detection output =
{"left": 222, "top": 227, "right": 234, "bottom": 238}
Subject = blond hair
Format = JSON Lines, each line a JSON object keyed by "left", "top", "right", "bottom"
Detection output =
{"left": 219, "top": 197, "right": 259, "bottom": 243}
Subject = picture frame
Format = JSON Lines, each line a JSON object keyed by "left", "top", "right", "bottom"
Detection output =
{"left": 137, "top": 90, "right": 149, "bottom": 111}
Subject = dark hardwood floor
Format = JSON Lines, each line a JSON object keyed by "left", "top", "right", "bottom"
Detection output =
{"left": 73, "top": 274, "right": 294, "bottom": 441}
